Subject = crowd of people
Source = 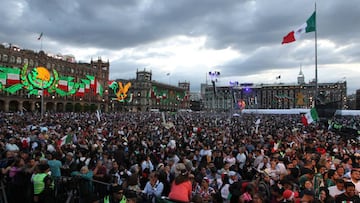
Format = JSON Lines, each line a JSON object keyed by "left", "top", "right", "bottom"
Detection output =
{"left": 0, "top": 110, "right": 359, "bottom": 203}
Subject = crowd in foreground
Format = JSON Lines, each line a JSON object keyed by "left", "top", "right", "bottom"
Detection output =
{"left": 0, "top": 111, "right": 359, "bottom": 203}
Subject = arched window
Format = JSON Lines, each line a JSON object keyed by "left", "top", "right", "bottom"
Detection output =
{"left": 2, "top": 54, "right": 8, "bottom": 62}
{"left": 16, "top": 57, "right": 22, "bottom": 64}
{"left": 9, "top": 56, "right": 15, "bottom": 63}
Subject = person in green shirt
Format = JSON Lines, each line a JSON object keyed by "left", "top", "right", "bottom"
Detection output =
{"left": 32, "top": 163, "right": 55, "bottom": 203}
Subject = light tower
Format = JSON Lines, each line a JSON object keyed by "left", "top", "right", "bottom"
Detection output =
{"left": 208, "top": 71, "right": 220, "bottom": 110}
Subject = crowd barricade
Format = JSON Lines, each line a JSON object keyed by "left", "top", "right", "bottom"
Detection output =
{"left": 55, "top": 176, "right": 80, "bottom": 203}
{"left": 0, "top": 177, "right": 7, "bottom": 203}
{"left": 55, "top": 175, "right": 113, "bottom": 203}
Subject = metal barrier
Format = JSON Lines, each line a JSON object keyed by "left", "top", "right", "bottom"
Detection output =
{"left": 0, "top": 178, "right": 7, "bottom": 203}
{"left": 0, "top": 174, "right": 113, "bottom": 203}
{"left": 0, "top": 174, "right": 174, "bottom": 203}
{"left": 55, "top": 176, "right": 113, "bottom": 203}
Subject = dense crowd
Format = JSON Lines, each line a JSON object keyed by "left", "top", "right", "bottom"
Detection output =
{"left": 0, "top": 111, "right": 359, "bottom": 203}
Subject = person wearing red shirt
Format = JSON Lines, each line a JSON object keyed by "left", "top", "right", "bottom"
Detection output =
{"left": 168, "top": 163, "right": 192, "bottom": 202}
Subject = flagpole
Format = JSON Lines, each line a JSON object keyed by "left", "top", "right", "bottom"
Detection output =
{"left": 38, "top": 32, "right": 43, "bottom": 51}
{"left": 41, "top": 81, "right": 44, "bottom": 121}
{"left": 314, "top": 3, "right": 318, "bottom": 107}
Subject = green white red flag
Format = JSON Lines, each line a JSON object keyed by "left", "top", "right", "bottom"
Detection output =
{"left": 282, "top": 12, "right": 316, "bottom": 44}
{"left": 301, "top": 108, "right": 319, "bottom": 126}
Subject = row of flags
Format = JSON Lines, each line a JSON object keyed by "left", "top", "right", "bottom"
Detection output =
{"left": 53, "top": 74, "right": 103, "bottom": 97}
{"left": 57, "top": 75, "right": 102, "bottom": 97}
{"left": 0, "top": 66, "right": 103, "bottom": 96}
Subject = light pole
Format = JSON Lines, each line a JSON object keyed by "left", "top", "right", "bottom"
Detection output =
{"left": 229, "top": 81, "right": 239, "bottom": 111}
{"left": 41, "top": 81, "right": 44, "bottom": 120}
{"left": 209, "top": 71, "right": 220, "bottom": 111}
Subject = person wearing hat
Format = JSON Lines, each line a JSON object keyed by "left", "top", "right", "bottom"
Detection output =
{"left": 168, "top": 163, "right": 192, "bottom": 202}
{"left": 32, "top": 163, "right": 55, "bottom": 203}
{"left": 229, "top": 171, "right": 243, "bottom": 203}
{"left": 257, "top": 169, "right": 271, "bottom": 202}
{"left": 61, "top": 151, "right": 78, "bottom": 177}
{"left": 228, "top": 171, "right": 238, "bottom": 184}
{"left": 282, "top": 189, "right": 299, "bottom": 202}
{"left": 95, "top": 184, "right": 127, "bottom": 203}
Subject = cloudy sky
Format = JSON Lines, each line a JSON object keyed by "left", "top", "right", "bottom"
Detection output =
{"left": 1, "top": 0, "right": 359, "bottom": 94}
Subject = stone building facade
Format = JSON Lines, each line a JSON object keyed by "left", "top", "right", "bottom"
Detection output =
{"left": 0, "top": 44, "right": 109, "bottom": 113}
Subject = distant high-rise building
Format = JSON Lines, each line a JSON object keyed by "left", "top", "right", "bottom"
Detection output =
{"left": 297, "top": 66, "right": 305, "bottom": 84}
{"left": 356, "top": 89, "right": 360, "bottom": 110}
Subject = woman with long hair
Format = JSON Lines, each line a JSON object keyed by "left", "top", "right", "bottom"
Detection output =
{"left": 168, "top": 163, "right": 192, "bottom": 202}
{"left": 318, "top": 187, "right": 335, "bottom": 203}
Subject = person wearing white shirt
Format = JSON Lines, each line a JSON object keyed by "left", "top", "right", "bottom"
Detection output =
{"left": 328, "top": 178, "right": 345, "bottom": 198}
{"left": 199, "top": 144, "right": 212, "bottom": 165}
{"left": 257, "top": 156, "right": 271, "bottom": 171}
{"left": 276, "top": 157, "right": 288, "bottom": 179}
{"left": 350, "top": 169, "right": 360, "bottom": 196}
{"left": 236, "top": 147, "right": 247, "bottom": 170}
{"left": 253, "top": 150, "right": 264, "bottom": 169}
{"left": 220, "top": 174, "right": 231, "bottom": 203}
{"left": 5, "top": 138, "right": 19, "bottom": 152}
{"left": 224, "top": 152, "right": 236, "bottom": 167}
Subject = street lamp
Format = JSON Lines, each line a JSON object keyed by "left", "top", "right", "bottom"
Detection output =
{"left": 229, "top": 81, "right": 239, "bottom": 110}
{"left": 209, "top": 71, "right": 220, "bottom": 110}
{"left": 40, "top": 81, "right": 44, "bottom": 120}
{"left": 209, "top": 71, "right": 220, "bottom": 95}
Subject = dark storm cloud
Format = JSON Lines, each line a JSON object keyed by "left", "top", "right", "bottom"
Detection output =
{"left": 1, "top": 0, "right": 360, "bottom": 93}
{"left": 2, "top": 0, "right": 360, "bottom": 50}
{"left": 12, "top": 0, "right": 240, "bottom": 49}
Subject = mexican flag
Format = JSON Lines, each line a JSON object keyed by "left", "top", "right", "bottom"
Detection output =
{"left": 58, "top": 135, "right": 72, "bottom": 146}
{"left": 86, "top": 75, "right": 95, "bottom": 89}
{"left": 95, "top": 80, "right": 103, "bottom": 96}
{"left": 301, "top": 108, "right": 319, "bottom": 126}
{"left": 58, "top": 76, "right": 74, "bottom": 91}
{"left": 0, "top": 67, "right": 21, "bottom": 85}
{"left": 81, "top": 79, "right": 91, "bottom": 93}
{"left": 282, "top": 11, "right": 316, "bottom": 44}
{"left": 0, "top": 72, "right": 6, "bottom": 85}
{"left": 75, "top": 83, "right": 85, "bottom": 97}
{"left": 108, "top": 80, "right": 114, "bottom": 86}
